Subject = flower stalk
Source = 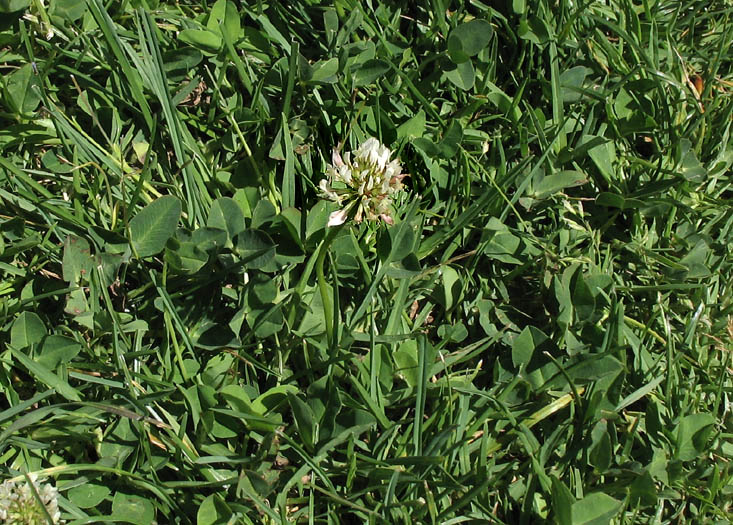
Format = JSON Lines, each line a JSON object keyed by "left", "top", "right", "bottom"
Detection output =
{"left": 315, "top": 137, "right": 405, "bottom": 347}
{"left": 316, "top": 223, "right": 344, "bottom": 347}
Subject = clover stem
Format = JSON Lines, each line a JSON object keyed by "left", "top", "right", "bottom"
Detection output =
{"left": 316, "top": 224, "right": 344, "bottom": 347}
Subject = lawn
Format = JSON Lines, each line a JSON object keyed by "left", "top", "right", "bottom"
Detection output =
{"left": 1, "top": 0, "right": 732, "bottom": 523}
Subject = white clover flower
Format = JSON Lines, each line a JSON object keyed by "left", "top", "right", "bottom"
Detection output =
{"left": 0, "top": 474, "right": 64, "bottom": 524}
{"left": 319, "top": 138, "right": 406, "bottom": 226}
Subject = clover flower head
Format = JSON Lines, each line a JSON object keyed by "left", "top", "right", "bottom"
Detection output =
{"left": 0, "top": 474, "right": 64, "bottom": 524}
{"left": 319, "top": 138, "right": 406, "bottom": 226}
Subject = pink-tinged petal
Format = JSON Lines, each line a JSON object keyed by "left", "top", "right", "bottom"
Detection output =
{"left": 328, "top": 208, "right": 349, "bottom": 227}
{"left": 332, "top": 148, "right": 344, "bottom": 167}
{"left": 380, "top": 213, "right": 394, "bottom": 225}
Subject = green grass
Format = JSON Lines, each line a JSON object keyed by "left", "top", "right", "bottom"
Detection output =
{"left": 1, "top": 0, "right": 732, "bottom": 523}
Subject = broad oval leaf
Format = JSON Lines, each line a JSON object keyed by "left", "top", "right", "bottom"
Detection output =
{"left": 165, "top": 240, "right": 209, "bottom": 274}
{"left": 207, "top": 197, "right": 246, "bottom": 245}
{"left": 397, "top": 109, "right": 426, "bottom": 140}
{"left": 62, "top": 235, "right": 93, "bottom": 283}
{"left": 52, "top": 0, "right": 87, "bottom": 21}
{"left": 287, "top": 393, "right": 316, "bottom": 450}
{"left": 111, "top": 492, "right": 155, "bottom": 524}
{"left": 395, "top": 340, "right": 419, "bottom": 387}
{"left": 129, "top": 196, "right": 182, "bottom": 258}
{"left": 550, "top": 476, "right": 575, "bottom": 525}
{"left": 571, "top": 492, "right": 621, "bottom": 525}
{"left": 37, "top": 335, "right": 81, "bottom": 369}
{"left": 444, "top": 60, "right": 475, "bottom": 91}
{"left": 252, "top": 384, "right": 299, "bottom": 415}
{"left": 308, "top": 57, "right": 339, "bottom": 84}
{"left": 353, "top": 59, "right": 390, "bottom": 87}
{"left": 447, "top": 19, "right": 494, "bottom": 63}
{"left": 387, "top": 221, "right": 417, "bottom": 262}
{"left": 486, "top": 86, "right": 522, "bottom": 123}
{"left": 675, "top": 413, "right": 716, "bottom": 461}
{"left": 178, "top": 28, "right": 222, "bottom": 54}
{"left": 0, "top": 0, "right": 29, "bottom": 13}
{"left": 439, "top": 120, "right": 464, "bottom": 157}
{"left": 235, "top": 228, "right": 276, "bottom": 270}
{"left": 197, "top": 494, "right": 232, "bottom": 525}
{"left": 163, "top": 48, "right": 203, "bottom": 77}
{"left": 68, "top": 483, "right": 110, "bottom": 509}
{"left": 532, "top": 171, "right": 587, "bottom": 199}
{"left": 11, "top": 311, "right": 46, "bottom": 349}
{"left": 512, "top": 326, "right": 548, "bottom": 369}
{"left": 5, "top": 63, "right": 41, "bottom": 115}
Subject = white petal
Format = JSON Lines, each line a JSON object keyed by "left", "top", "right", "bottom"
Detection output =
{"left": 385, "top": 160, "right": 401, "bottom": 179}
{"left": 319, "top": 180, "right": 340, "bottom": 202}
{"left": 357, "top": 138, "right": 377, "bottom": 163}
{"left": 339, "top": 165, "right": 352, "bottom": 184}
{"left": 361, "top": 137, "right": 379, "bottom": 154}
{"left": 328, "top": 208, "right": 349, "bottom": 226}
{"left": 377, "top": 144, "right": 391, "bottom": 169}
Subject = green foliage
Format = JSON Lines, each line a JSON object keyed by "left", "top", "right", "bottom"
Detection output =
{"left": 129, "top": 196, "right": 182, "bottom": 258}
{"left": 1, "top": 0, "right": 732, "bottom": 523}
